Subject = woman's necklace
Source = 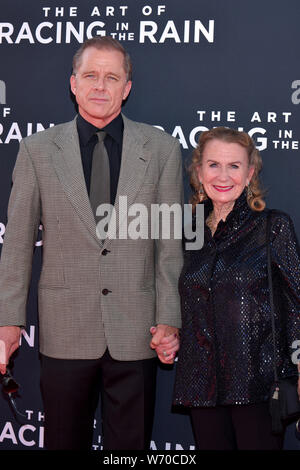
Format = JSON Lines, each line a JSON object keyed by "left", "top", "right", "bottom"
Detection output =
{"left": 206, "top": 211, "right": 218, "bottom": 235}
{"left": 206, "top": 204, "right": 234, "bottom": 235}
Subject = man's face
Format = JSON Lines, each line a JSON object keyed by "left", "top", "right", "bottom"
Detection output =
{"left": 70, "top": 47, "right": 132, "bottom": 127}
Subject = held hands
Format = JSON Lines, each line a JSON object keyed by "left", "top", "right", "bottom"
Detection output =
{"left": 150, "top": 324, "right": 179, "bottom": 364}
{"left": 0, "top": 326, "right": 21, "bottom": 374}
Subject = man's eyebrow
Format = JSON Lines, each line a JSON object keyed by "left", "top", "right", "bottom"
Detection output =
{"left": 81, "top": 69, "right": 121, "bottom": 77}
{"left": 206, "top": 159, "right": 242, "bottom": 164}
{"left": 106, "top": 71, "right": 121, "bottom": 77}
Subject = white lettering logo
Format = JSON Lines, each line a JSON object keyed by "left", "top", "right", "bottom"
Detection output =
{"left": 0, "top": 80, "right": 6, "bottom": 104}
{"left": 0, "top": 222, "right": 5, "bottom": 243}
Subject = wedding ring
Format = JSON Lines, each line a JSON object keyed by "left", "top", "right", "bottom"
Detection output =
{"left": 163, "top": 351, "right": 167, "bottom": 357}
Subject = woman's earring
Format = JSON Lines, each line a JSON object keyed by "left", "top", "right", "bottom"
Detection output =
{"left": 246, "top": 183, "right": 253, "bottom": 199}
{"left": 198, "top": 182, "right": 205, "bottom": 200}
{"left": 198, "top": 182, "right": 206, "bottom": 201}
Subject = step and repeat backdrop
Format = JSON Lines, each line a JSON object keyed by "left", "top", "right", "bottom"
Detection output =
{"left": 0, "top": 0, "right": 299, "bottom": 451}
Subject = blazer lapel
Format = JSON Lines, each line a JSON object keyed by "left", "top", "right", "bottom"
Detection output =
{"left": 104, "top": 115, "right": 152, "bottom": 245}
{"left": 51, "top": 118, "right": 100, "bottom": 244}
{"left": 50, "top": 115, "right": 152, "bottom": 247}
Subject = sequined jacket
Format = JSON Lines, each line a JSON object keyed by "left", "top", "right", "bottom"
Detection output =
{"left": 173, "top": 193, "right": 300, "bottom": 407}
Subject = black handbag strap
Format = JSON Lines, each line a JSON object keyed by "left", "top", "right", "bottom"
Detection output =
{"left": 266, "top": 211, "right": 279, "bottom": 384}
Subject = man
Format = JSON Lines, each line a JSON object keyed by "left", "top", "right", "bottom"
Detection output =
{"left": 0, "top": 37, "right": 183, "bottom": 450}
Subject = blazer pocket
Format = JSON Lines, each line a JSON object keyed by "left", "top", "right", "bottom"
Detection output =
{"left": 138, "top": 183, "right": 157, "bottom": 194}
{"left": 38, "top": 265, "right": 69, "bottom": 290}
{"left": 38, "top": 284, "right": 70, "bottom": 290}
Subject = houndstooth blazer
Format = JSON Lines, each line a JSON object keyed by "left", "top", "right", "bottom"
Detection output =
{"left": 0, "top": 114, "right": 183, "bottom": 360}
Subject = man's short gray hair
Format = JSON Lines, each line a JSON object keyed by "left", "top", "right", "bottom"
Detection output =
{"left": 72, "top": 36, "right": 132, "bottom": 81}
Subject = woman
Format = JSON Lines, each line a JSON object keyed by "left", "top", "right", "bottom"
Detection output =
{"left": 173, "top": 127, "right": 300, "bottom": 450}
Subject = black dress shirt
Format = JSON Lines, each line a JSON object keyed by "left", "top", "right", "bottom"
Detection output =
{"left": 173, "top": 192, "right": 300, "bottom": 407}
{"left": 76, "top": 113, "right": 124, "bottom": 206}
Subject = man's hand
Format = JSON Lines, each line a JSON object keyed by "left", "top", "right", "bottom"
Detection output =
{"left": 150, "top": 324, "right": 179, "bottom": 364}
{"left": 0, "top": 326, "right": 21, "bottom": 374}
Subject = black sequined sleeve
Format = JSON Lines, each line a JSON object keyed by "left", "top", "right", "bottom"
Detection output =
{"left": 270, "top": 211, "right": 300, "bottom": 364}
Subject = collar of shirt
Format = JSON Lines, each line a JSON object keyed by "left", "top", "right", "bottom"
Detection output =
{"left": 203, "top": 191, "right": 255, "bottom": 245}
{"left": 76, "top": 113, "right": 124, "bottom": 147}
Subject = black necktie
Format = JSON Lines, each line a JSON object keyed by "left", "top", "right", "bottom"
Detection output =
{"left": 89, "top": 131, "right": 110, "bottom": 220}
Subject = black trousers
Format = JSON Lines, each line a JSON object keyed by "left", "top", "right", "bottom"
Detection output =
{"left": 190, "top": 403, "right": 283, "bottom": 450}
{"left": 40, "top": 350, "right": 157, "bottom": 450}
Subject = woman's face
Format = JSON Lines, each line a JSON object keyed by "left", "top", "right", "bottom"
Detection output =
{"left": 197, "top": 139, "right": 255, "bottom": 208}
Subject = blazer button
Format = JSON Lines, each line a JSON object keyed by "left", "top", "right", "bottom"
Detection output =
{"left": 102, "top": 288, "right": 111, "bottom": 295}
{"left": 102, "top": 249, "right": 110, "bottom": 256}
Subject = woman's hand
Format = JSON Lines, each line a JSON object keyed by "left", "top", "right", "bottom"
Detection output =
{"left": 150, "top": 324, "right": 179, "bottom": 364}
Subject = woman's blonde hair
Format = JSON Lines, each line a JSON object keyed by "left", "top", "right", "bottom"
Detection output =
{"left": 189, "top": 127, "right": 265, "bottom": 211}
